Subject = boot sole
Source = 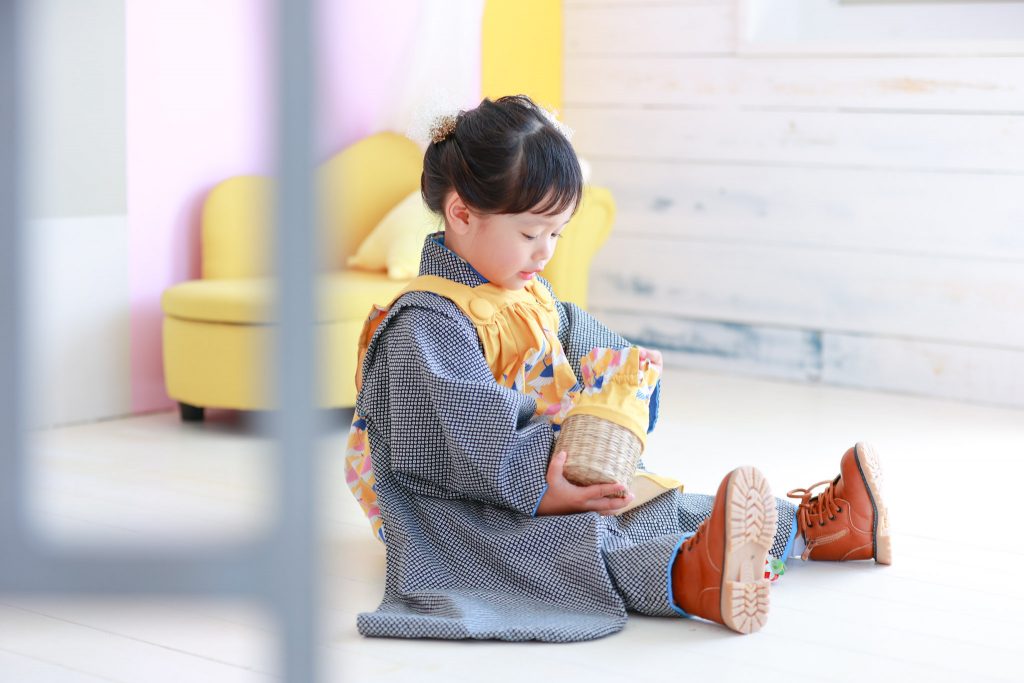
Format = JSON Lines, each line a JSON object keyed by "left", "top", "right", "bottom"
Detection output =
{"left": 854, "top": 442, "right": 892, "bottom": 565}
{"left": 721, "top": 466, "right": 776, "bottom": 634}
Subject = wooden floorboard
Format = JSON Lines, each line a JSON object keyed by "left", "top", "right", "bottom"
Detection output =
{"left": 3, "top": 368, "right": 1021, "bottom": 682}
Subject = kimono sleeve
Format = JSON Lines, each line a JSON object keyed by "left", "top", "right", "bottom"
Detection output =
{"left": 375, "top": 304, "right": 553, "bottom": 516}
{"left": 555, "top": 298, "right": 630, "bottom": 376}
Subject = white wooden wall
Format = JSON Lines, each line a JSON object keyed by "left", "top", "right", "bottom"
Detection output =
{"left": 564, "top": 0, "right": 1024, "bottom": 408}
{"left": 22, "top": 0, "right": 131, "bottom": 429}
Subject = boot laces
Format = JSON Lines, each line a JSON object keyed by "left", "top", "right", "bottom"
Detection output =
{"left": 787, "top": 477, "right": 843, "bottom": 529}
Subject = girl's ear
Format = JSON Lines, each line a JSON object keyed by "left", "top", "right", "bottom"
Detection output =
{"left": 445, "top": 192, "right": 472, "bottom": 235}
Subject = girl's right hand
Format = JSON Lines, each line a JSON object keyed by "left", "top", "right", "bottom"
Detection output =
{"left": 535, "top": 450, "right": 635, "bottom": 516}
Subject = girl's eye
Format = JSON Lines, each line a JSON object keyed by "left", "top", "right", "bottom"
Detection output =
{"left": 522, "top": 233, "right": 539, "bottom": 241}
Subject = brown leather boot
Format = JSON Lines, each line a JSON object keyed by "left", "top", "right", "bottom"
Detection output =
{"left": 670, "top": 466, "right": 776, "bottom": 634}
{"left": 787, "top": 442, "right": 892, "bottom": 564}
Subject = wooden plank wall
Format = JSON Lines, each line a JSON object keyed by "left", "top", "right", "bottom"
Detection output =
{"left": 564, "top": 0, "right": 1024, "bottom": 408}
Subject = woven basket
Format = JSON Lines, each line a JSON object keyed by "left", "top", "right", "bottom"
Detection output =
{"left": 555, "top": 413, "right": 642, "bottom": 496}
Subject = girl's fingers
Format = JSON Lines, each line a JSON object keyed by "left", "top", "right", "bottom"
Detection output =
{"left": 607, "top": 492, "right": 634, "bottom": 509}
{"left": 593, "top": 482, "right": 627, "bottom": 499}
{"left": 547, "top": 450, "right": 567, "bottom": 479}
{"left": 639, "top": 346, "right": 664, "bottom": 368}
{"left": 577, "top": 483, "right": 629, "bottom": 505}
{"left": 596, "top": 495, "right": 635, "bottom": 515}
{"left": 585, "top": 491, "right": 634, "bottom": 512}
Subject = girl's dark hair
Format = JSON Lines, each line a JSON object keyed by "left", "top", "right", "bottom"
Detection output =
{"left": 421, "top": 95, "right": 583, "bottom": 219}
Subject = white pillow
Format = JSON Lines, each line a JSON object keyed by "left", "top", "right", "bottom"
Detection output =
{"left": 347, "top": 190, "right": 443, "bottom": 279}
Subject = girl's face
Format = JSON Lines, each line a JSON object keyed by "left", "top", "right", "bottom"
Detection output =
{"left": 444, "top": 192, "right": 574, "bottom": 290}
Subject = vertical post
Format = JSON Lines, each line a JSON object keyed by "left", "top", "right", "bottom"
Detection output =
{"left": 0, "top": 0, "right": 27, "bottom": 555}
{"left": 273, "top": 0, "right": 321, "bottom": 681}
{"left": 0, "top": 1, "right": 325, "bottom": 679}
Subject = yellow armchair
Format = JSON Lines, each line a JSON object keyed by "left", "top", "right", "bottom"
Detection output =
{"left": 161, "top": 132, "right": 615, "bottom": 420}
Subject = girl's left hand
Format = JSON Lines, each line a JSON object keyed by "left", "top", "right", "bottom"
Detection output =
{"left": 637, "top": 346, "right": 663, "bottom": 371}
{"left": 536, "top": 450, "right": 635, "bottom": 516}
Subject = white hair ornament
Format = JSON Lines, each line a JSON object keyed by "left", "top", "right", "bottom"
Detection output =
{"left": 405, "top": 90, "right": 464, "bottom": 149}
{"left": 538, "top": 106, "right": 575, "bottom": 142}
{"left": 406, "top": 94, "right": 574, "bottom": 148}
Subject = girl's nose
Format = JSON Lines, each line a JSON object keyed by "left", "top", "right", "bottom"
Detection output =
{"left": 534, "top": 238, "right": 556, "bottom": 261}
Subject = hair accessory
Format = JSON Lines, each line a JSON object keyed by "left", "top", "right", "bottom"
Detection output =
{"left": 539, "top": 106, "right": 574, "bottom": 142}
{"left": 406, "top": 89, "right": 465, "bottom": 149}
{"left": 429, "top": 114, "right": 458, "bottom": 144}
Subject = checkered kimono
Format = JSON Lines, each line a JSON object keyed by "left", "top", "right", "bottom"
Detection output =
{"left": 355, "top": 236, "right": 797, "bottom": 642}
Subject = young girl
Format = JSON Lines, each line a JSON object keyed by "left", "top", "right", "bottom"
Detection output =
{"left": 345, "top": 95, "right": 892, "bottom": 641}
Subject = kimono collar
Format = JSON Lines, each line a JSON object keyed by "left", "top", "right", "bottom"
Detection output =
{"left": 417, "top": 232, "right": 490, "bottom": 287}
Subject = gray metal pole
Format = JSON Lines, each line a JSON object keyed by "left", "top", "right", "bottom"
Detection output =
{"left": 0, "top": 0, "right": 27, "bottom": 556}
{"left": 0, "top": 1, "right": 325, "bottom": 680}
{"left": 272, "top": 0, "right": 321, "bottom": 680}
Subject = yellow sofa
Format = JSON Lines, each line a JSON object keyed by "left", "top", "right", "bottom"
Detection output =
{"left": 161, "top": 132, "right": 616, "bottom": 420}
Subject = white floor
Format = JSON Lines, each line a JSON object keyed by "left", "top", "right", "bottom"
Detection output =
{"left": 3, "top": 367, "right": 1023, "bottom": 683}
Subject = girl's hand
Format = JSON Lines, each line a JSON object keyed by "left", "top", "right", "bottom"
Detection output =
{"left": 637, "top": 346, "right": 663, "bottom": 372}
{"left": 535, "top": 450, "right": 635, "bottom": 516}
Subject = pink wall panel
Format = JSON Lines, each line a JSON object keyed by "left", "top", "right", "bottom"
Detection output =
{"left": 126, "top": 0, "right": 273, "bottom": 412}
{"left": 316, "top": 0, "right": 484, "bottom": 156}
{"left": 316, "top": 0, "right": 421, "bottom": 156}
{"left": 127, "top": 0, "right": 482, "bottom": 413}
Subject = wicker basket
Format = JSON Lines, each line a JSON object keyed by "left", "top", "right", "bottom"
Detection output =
{"left": 555, "top": 413, "right": 642, "bottom": 496}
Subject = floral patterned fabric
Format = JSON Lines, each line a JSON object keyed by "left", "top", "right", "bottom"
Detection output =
{"left": 569, "top": 346, "right": 663, "bottom": 448}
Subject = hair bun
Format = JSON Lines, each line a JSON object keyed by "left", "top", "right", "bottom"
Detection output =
{"left": 419, "top": 95, "right": 583, "bottom": 217}
{"left": 429, "top": 114, "right": 458, "bottom": 144}
{"left": 405, "top": 89, "right": 465, "bottom": 148}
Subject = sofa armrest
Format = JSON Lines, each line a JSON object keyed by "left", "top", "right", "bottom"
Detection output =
{"left": 540, "top": 185, "right": 616, "bottom": 310}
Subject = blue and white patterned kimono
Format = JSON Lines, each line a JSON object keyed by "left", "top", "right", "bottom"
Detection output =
{"left": 354, "top": 235, "right": 798, "bottom": 642}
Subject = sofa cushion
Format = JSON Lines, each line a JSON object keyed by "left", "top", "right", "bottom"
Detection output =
{"left": 319, "top": 133, "right": 424, "bottom": 269}
{"left": 161, "top": 271, "right": 410, "bottom": 325}
{"left": 347, "top": 190, "right": 443, "bottom": 280}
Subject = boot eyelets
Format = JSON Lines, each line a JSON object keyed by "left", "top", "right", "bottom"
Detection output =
{"left": 818, "top": 521, "right": 825, "bottom": 526}
{"left": 837, "top": 506, "right": 842, "bottom": 513}
{"left": 828, "top": 515, "right": 835, "bottom": 521}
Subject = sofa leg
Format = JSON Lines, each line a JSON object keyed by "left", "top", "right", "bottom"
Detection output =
{"left": 179, "top": 402, "right": 205, "bottom": 422}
